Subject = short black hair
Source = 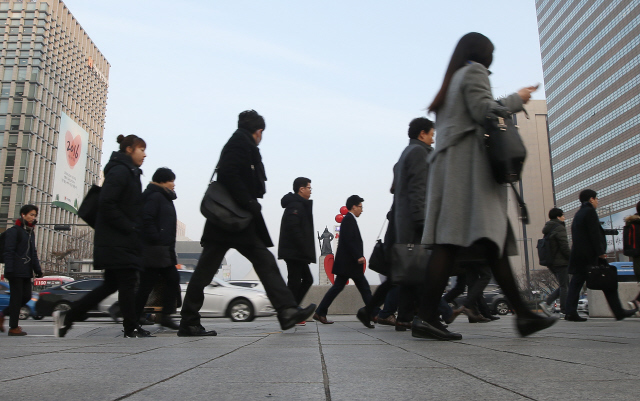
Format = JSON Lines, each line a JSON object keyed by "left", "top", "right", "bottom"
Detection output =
{"left": 636, "top": 200, "right": 640, "bottom": 215}
{"left": 346, "top": 195, "right": 364, "bottom": 211}
{"left": 20, "top": 204, "right": 38, "bottom": 216}
{"left": 293, "top": 177, "right": 311, "bottom": 194}
{"left": 548, "top": 208, "right": 563, "bottom": 219}
{"left": 408, "top": 117, "right": 434, "bottom": 139}
{"left": 579, "top": 189, "right": 597, "bottom": 203}
{"left": 152, "top": 167, "right": 176, "bottom": 183}
{"left": 238, "top": 110, "right": 266, "bottom": 133}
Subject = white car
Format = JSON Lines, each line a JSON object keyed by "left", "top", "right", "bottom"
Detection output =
{"left": 99, "top": 270, "right": 275, "bottom": 322}
{"left": 577, "top": 298, "right": 588, "bottom": 313}
{"left": 227, "top": 280, "right": 265, "bottom": 292}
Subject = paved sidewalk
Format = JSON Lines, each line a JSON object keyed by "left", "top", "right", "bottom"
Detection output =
{"left": 1, "top": 315, "right": 639, "bottom": 401}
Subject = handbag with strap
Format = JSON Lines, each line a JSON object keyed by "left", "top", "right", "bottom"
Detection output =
{"left": 200, "top": 168, "right": 253, "bottom": 232}
{"left": 368, "top": 219, "right": 390, "bottom": 276}
{"left": 483, "top": 103, "right": 529, "bottom": 224}
{"left": 77, "top": 184, "right": 101, "bottom": 228}
{"left": 586, "top": 259, "right": 618, "bottom": 291}
{"left": 390, "top": 243, "right": 430, "bottom": 285}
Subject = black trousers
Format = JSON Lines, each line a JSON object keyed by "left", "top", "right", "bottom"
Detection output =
{"left": 464, "top": 263, "right": 492, "bottom": 310}
{"left": 316, "top": 274, "right": 373, "bottom": 316}
{"left": 180, "top": 242, "right": 297, "bottom": 326}
{"left": 3, "top": 277, "right": 31, "bottom": 329}
{"left": 565, "top": 272, "right": 625, "bottom": 317}
{"left": 545, "top": 265, "right": 569, "bottom": 313}
{"left": 397, "top": 284, "right": 420, "bottom": 322}
{"left": 285, "top": 259, "right": 313, "bottom": 305}
{"left": 135, "top": 265, "right": 180, "bottom": 319}
{"left": 66, "top": 269, "right": 138, "bottom": 332}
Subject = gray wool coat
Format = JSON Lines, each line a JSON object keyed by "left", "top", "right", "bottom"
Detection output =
{"left": 421, "top": 62, "right": 524, "bottom": 257}
{"left": 393, "top": 139, "right": 433, "bottom": 244}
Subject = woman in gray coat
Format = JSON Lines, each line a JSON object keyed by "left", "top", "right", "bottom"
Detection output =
{"left": 413, "top": 32, "right": 556, "bottom": 341}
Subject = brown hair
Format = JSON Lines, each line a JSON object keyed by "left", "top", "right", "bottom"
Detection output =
{"left": 116, "top": 134, "right": 146, "bottom": 152}
{"left": 428, "top": 32, "right": 494, "bottom": 113}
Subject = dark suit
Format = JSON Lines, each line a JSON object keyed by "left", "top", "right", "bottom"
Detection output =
{"left": 316, "top": 212, "right": 374, "bottom": 316}
{"left": 565, "top": 202, "right": 625, "bottom": 317}
{"left": 180, "top": 129, "right": 297, "bottom": 327}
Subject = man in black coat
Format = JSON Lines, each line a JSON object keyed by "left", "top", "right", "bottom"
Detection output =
{"left": 179, "top": 110, "right": 315, "bottom": 336}
{"left": 313, "top": 195, "right": 374, "bottom": 324}
{"left": 539, "top": 208, "right": 571, "bottom": 316}
{"left": 278, "top": 177, "right": 316, "bottom": 309}
{"left": 564, "top": 189, "right": 636, "bottom": 321}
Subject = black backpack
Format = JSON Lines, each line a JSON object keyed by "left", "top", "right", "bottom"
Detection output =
{"left": 623, "top": 222, "right": 640, "bottom": 257}
{"left": 537, "top": 231, "right": 555, "bottom": 267}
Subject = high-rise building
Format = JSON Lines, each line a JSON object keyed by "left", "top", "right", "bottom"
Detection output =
{"left": 535, "top": 0, "right": 640, "bottom": 220}
{"left": 0, "top": 0, "right": 108, "bottom": 274}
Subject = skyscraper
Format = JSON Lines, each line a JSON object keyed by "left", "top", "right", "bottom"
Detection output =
{"left": 0, "top": 0, "right": 108, "bottom": 274}
{"left": 536, "top": 0, "right": 640, "bottom": 220}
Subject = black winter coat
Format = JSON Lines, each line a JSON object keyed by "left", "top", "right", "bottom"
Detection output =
{"left": 568, "top": 202, "right": 606, "bottom": 275}
{"left": 142, "top": 183, "right": 178, "bottom": 267}
{"left": 332, "top": 213, "right": 364, "bottom": 277}
{"left": 3, "top": 221, "right": 41, "bottom": 278}
{"left": 201, "top": 129, "right": 273, "bottom": 247}
{"left": 278, "top": 193, "right": 315, "bottom": 263}
{"left": 541, "top": 219, "right": 570, "bottom": 266}
{"left": 93, "top": 151, "right": 144, "bottom": 270}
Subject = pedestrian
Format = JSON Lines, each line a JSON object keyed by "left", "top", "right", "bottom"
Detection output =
{"left": 624, "top": 201, "right": 640, "bottom": 310}
{"left": 416, "top": 32, "right": 556, "bottom": 340}
{"left": 314, "top": 195, "right": 373, "bottom": 324}
{"left": 134, "top": 167, "right": 181, "bottom": 330}
{"left": 179, "top": 110, "right": 315, "bottom": 336}
{"left": 278, "top": 177, "right": 316, "bottom": 326}
{"left": 55, "top": 134, "right": 152, "bottom": 338}
{"left": 0, "top": 205, "right": 43, "bottom": 336}
{"left": 539, "top": 208, "right": 570, "bottom": 316}
{"left": 564, "top": 189, "right": 637, "bottom": 321}
{"left": 444, "top": 262, "right": 494, "bottom": 324}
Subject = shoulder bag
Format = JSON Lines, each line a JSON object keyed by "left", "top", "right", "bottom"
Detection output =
{"left": 368, "top": 219, "right": 390, "bottom": 276}
{"left": 586, "top": 259, "right": 618, "bottom": 291}
{"left": 390, "top": 243, "right": 430, "bottom": 285}
{"left": 200, "top": 168, "right": 253, "bottom": 232}
{"left": 77, "top": 184, "right": 101, "bottom": 228}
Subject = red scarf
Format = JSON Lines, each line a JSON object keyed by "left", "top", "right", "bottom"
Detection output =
{"left": 15, "top": 218, "right": 35, "bottom": 228}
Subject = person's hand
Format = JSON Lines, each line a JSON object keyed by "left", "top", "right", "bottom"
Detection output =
{"left": 357, "top": 257, "right": 365, "bottom": 264}
{"left": 517, "top": 85, "right": 538, "bottom": 104}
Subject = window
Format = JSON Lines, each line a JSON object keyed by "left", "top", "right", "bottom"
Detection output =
{"left": 9, "top": 28, "right": 19, "bottom": 34}
{"left": 10, "top": 118, "right": 19, "bottom": 130}
{"left": 12, "top": 101, "right": 21, "bottom": 114}
{"left": 20, "top": 43, "right": 30, "bottom": 50}
{"left": 23, "top": 117, "right": 31, "bottom": 131}
{"left": 3, "top": 67, "right": 13, "bottom": 80}
{"left": 3, "top": 58, "right": 14, "bottom": 66}
{"left": 1, "top": 186, "right": 10, "bottom": 202}
{"left": 0, "top": 84, "right": 9, "bottom": 97}
{"left": 7, "top": 43, "right": 17, "bottom": 50}
{"left": 25, "top": 101, "right": 33, "bottom": 114}
{"left": 17, "top": 67, "right": 26, "bottom": 81}
{"left": 29, "top": 67, "right": 39, "bottom": 82}
{"left": 5, "top": 51, "right": 15, "bottom": 58}
{"left": 19, "top": 151, "right": 28, "bottom": 167}
{"left": 23, "top": 27, "right": 32, "bottom": 34}
{"left": 15, "top": 83, "right": 24, "bottom": 96}
{"left": 6, "top": 150, "right": 15, "bottom": 166}
{"left": 18, "top": 59, "right": 27, "bottom": 66}
{"left": 12, "top": 3, "right": 23, "bottom": 11}
{"left": 0, "top": 100, "right": 8, "bottom": 113}
{"left": 8, "top": 134, "right": 17, "bottom": 146}
{"left": 22, "top": 133, "right": 30, "bottom": 147}
{"left": 0, "top": 117, "right": 5, "bottom": 130}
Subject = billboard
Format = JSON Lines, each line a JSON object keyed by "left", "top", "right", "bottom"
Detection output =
{"left": 52, "top": 113, "right": 88, "bottom": 213}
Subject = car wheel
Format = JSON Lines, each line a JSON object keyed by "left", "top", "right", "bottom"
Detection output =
{"left": 53, "top": 302, "right": 72, "bottom": 313}
{"left": 495, "top": 300, "right": 510, "bottom": 315}
{"left": 32, "top": 315, "right": 44, "bottom": 320}
{"left": 228, "top": 298, "right": 255, "bottom": 322}
{"left": 19, "top": 306, "right": 30, "bottom": 320}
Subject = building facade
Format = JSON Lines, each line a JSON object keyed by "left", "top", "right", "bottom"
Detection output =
{"left": 0, "top": 0, "right": 108, "bottom": 275}
{"left": 536, "top": 0, "right": 640, "bottom": 220}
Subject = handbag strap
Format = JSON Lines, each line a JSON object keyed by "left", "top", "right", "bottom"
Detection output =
{"left": 208, "top": 165, "right": 219, "bottom": 183}
{"left": 510, "top": 182, "right": 529, "bottom": 225}
{"left": 376, "top": 218, "right": 387, "bottom": 240}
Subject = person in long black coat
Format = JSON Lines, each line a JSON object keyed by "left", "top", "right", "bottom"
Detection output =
{"left": 314, "top": 195, "right": 374, "bottom": 324}
{"left": 134, "top": 167, "right": 181, "bottom": 330}
{"left": 179, "top": 110, "right": 315, "bottom": 336}
{"left": 0, "top": 205, "right": 42, "bottom": 335}
{"left": 56, "top": 134, "right": 153, "bottom": 338}
{"left": 278, "top": 177, "right": 316, "bottom": 306}
{"left": 564, "top": 189, "right": 636, "bottom": 321}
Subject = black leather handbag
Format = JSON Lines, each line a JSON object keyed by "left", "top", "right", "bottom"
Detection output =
{"left": 484, "top": 104, "right": 529, "bottom": 224}
{"left": 200, "top": 169, "right": 252, "bottom": 232}
{"left": 390, "top": 243, "right": 430, "bottom": 285}
{"left": 586, "top": 260, "right": 618, "bottom": 291}
{"left": 77, "top": 184, "right": 101, "bottom": 228}
{"left": 368, "top": 219, "right": 390, "bottom": 276}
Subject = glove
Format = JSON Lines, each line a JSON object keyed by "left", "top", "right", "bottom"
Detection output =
{"left": 247, "top": 200, "right": 262, "bottom": 216}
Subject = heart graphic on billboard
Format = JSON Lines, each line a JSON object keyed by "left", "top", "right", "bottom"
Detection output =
{"left": 65, "top": 130, "right": 81, "bottom": 168}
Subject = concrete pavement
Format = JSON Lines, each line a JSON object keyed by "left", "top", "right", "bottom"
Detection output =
{"left": 1, "top": 314, "right": 639, "bottom": 401}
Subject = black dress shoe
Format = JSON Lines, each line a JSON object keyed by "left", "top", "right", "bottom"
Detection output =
{"left": 356, "top": 307, "right": 374, "bottom": 328}
{"left": 411, "top": 317, "right": 462, "bottom": 341}
{"left": 278, "top": 304, "right": 317, "bottom": 330}
{"left": 177, "top": 324, "right": 218, "bottom": 337}
{"left": 564, "top": 313, "right": 587, "bottom": 322}
{"left": 616, "top": 308, "right": 637, "bottom": 321}
{"left": 516, "top": 315, "right": 557, "bottom": 337}
{"left": 395, "top": 321, "right": 411, "bottom": 331}
{"left": 488, "top": 315, "right": 500, "bottom": 321}
{"left": 139, "top": 317, "right": 155, "bottom": 326}
{"left": 313, "top": 313, "right": 334, "bottom": 324}
{"left": 124, "top": 326, "right": 155, "bottom": 338}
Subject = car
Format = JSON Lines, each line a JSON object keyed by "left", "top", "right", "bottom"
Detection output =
{"left": 227, "top": 280, "right": 265, "bottom": 292}
{"left": 0, "top": 281, "right": 43, "bottom": 320}
{"left": 609, "top": 262, "right": 636, "bottom": 282}
{"left": 577, "top": 298, "right": 589, "bottom": 313}
{"left": 97, "top": 270, "right": 276, "bottom": 322}
{"left": 449, "top": 283, "right": 512, "bottom": 315}
{"left": 35, "top": 279, "right": 106, "bottom": 317}
{"left": 551, "top": 300, "right": 562, "bottom": 313}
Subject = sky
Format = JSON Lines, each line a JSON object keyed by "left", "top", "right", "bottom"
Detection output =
{"left": 62, "top": 0, "right": 546, "bottom": 284}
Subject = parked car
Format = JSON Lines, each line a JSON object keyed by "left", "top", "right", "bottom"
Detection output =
{"left": 98, "top": 270, "right": 275, "bottom": 322}
{"left": 0, "top": 281, "right": 43, "bottom": 320}
{"left": 578, "top": 298, "right": 589, "bottom": 313}
{"left": 35, "top": 279, "right": 105, "bottom": 318}
{"left": 449, "top": 284, "right": 512, "bottom": 315}
{"left": 551, "top": 300, "right": 561, "bottom": 313}
{"left": 228, "top": 280, "right": 265, "bottom": 292}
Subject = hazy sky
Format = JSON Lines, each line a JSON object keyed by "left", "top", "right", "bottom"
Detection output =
{"left": 63, "top": 0, "right": 545, "bottom": 283}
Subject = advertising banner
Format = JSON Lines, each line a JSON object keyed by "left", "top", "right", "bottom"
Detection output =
{"left": 52, "top": 113, "right": 88, "bottom": 213}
